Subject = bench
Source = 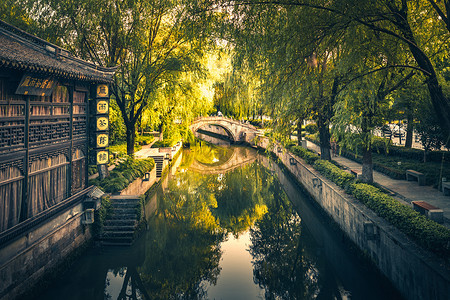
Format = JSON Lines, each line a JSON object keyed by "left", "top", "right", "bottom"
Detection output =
{"left": 350, "top": 169, "right": 362, "bottom": 179}
{"left": 442, "top": 182, "right": 450, "bottom": 196}
{"left": 412, "top": 201, "right": 444, "bottom": 223}
{"left": 406, "top": 169, "right": 425, "bottom": 186}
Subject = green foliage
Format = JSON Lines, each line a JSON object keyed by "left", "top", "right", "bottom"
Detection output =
{"left": 348, "top": 183, "right": 450, "bottom": 259}
{"left": 90, "top": 157, "right": 155, "bottom": 194}
{"left": 88, "top": 165, "right": 97, "bottom": 176}
{"left": 109, "top": 99, "right": 126, "bottom": 144}
{"left": 289, "top": 145, "right": 320, "bottom": 165}
{"left": 305, "top": 133, "right": 320, "bottom": 145}
{"left": 152, "top": 140, "right": 176, "bottom": 148}
{"left": 304, "top": 124, "right": 318, "bottom": 134}
{"left": 93, "top": 196, "right": 112, "bottom": 236}
{"left": 313, "top": 160, "right": 355, "bottom": 189}
{"left": 180, "top": 126, "right": 195, "bottom": 145}
{"left": 284, "top": 144, "right": 449, "bottom": 258}
{"left": 339, "top": 147, "right": 450, "bottom": 186}
{"left": 109, "top": 142, "right": 142, "bottom": 157}
{"left": 135, "top": 134, "right": 154, "bottom": 145}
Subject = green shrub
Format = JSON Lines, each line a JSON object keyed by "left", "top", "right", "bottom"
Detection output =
{"left": 91, "top": 157, "right": 155, "bottom": 194}
{"left": 135, "top": 134, "right": 154, "bottom": 145}
{"left": 349, "top": 183, "right": 450, "bottom": 258}
{"left": 314, "top": 160, "right": 355, "bottom": 188}
{"left": 88, "top": 165, "right": 97, "bottom": 176}
{"left": 284, "top": 144, "right": 450, "bottom": 259}
{"left": 152, "top": 139, "right": 176, "bottom": 148}
{"left": 93, "top": 196, "right": 112, "bottom": 236}
{"left": 109, "top": 142, "right": 142, "bottom": 156}
{"left": 305, "top": 123, "right": 318, "bottom": 134}
{"left": 249, "top": 119, "right": 263, "bottom": 128}
{"left": 305, "top": 133, "right": 320, "bottom": 145}
{"left": 291, "top": 145, "right": 320, "bottom": 165}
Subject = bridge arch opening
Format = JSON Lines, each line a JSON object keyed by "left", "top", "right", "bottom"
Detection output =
{"left": 192, "top": 123, "right": 236, "bottom": 143}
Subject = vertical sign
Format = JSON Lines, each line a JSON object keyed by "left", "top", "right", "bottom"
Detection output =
{"left": 94, "top": 84, "right": 110, "bottom": 165}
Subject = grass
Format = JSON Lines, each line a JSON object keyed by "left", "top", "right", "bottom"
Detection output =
{"left": 109, "top": 142, "right": 142, "bottom": 156}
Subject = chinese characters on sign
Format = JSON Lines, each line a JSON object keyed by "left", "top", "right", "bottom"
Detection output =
{"left": 96, "top": 150, "right": 109, "bottom": 165}
{"left": 93, "top": 84, "right": 110, "bottom": 165}
{"left": 96, "top": 84, "right": 109, "bottom": 98}
{"left": 15, "top": 74, "right": 56, "bottom": 96}
{"left": 96, "top": 133, "right": 109, "bottom": 148}
{"left": 96, "top": 100, "right": 109, "bottom": 114}
{"left": 96, "top": 116, "right": 109, "bottom": 131}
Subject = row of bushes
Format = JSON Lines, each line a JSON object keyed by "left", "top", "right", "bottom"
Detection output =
{"left": 283, "top": 143, "right": 450, "bottom": 260}
{"left": 289, "top": 145, "right": 320, "bottom": 165}
{"left": 90, "top": 157, "right": 155, "bottom": 194}
{"left": 349, "top": 183, "right": 449, "bottom": 258}
{"left": 151, "top": 139, "right": 177, "bottom": 148}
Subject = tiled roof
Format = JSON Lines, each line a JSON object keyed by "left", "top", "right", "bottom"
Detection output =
{"left": 0, "top": 20, "right": 116, "bottom": 83}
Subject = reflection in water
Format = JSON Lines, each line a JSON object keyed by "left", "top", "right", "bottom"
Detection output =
{"left": 31, "top": 143, "right": 402, "bottom": 300}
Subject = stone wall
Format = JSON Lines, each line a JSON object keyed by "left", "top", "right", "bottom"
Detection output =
{"left": 0, "top": 203, "right": 92, "bottom": 300}
{"left": 257, "top": 136, "right": 449, "bottom": 300}
{"left": 120, "top": 167, "right": 157, "bottom": 196}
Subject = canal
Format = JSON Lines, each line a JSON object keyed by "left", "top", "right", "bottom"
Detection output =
{"left": 30, "top": 142, "right": 402, "bottom": 300}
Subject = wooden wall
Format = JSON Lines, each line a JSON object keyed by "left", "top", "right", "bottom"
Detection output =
{"left": 0, "top": 70, "right": 90, "bottom": 233}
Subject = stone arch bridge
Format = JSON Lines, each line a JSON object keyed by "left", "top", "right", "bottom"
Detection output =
{"left": 190, "top": 117, "right": 261, "bottom": 145}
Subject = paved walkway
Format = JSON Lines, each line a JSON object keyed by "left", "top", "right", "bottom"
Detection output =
{"left": 306, "top": 141, "right": 450, "bottom": 228}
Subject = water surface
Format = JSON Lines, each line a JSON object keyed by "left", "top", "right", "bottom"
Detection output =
{"left": 31, "top": 143, "right": 402, "bottom": 300}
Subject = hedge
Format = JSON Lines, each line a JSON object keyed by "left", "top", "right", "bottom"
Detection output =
{"left": 289, "top": 145, "right": 320, "bottom": 165}
{"left": 313, "top": 160, "right": 355, "bottom": 189}
{"left": 348, "top": 183, "right": 450, "bottom": 259}
{"left": 282, "top": 144, "right": 450, "bottom": 259}
{"left": 90, "top": 157, "right": 155, "bottom": 194}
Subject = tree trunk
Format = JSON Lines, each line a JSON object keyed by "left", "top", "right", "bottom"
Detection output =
{"left": 317, "top": 117, "right": 331, "bottom": 160}
{"left": 126, "top": 125, "right": 136, "bottom": 156}
{"left": 297, "top": 117, "right": 303, "bottom": 145}
{"left": 395, "top": 15, "right": 450, "bottom": 141}
{"left": 405, "top": 112, "right": 414, "bottom": 148}
{"left": 361, "top": 145, "right": 374, "bottom": 183}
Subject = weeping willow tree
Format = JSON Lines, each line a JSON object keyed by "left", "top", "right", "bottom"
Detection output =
{"left": 220, "top": 0, "right": 450, "bottom": 151}
{"left": 11, "top": 0, "right": 219, "bottom": 155}
{"left": 218, "top": 2, "right": 349, "bottom": 159}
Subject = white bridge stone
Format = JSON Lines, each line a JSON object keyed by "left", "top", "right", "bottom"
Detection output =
{"left": 190, "top": 117, "right": 260, "bottom": 145}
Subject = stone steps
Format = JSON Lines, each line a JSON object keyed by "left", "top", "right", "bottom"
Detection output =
{"left": 151, "top": 156, "right": 164, "bottom": 177}
{"left": 101, "top": 196, "right": 141, "bottom": 247}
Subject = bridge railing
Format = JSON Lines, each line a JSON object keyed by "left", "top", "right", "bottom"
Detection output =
{"left": 191, "top": 116, "right": 258, "bottom": 131}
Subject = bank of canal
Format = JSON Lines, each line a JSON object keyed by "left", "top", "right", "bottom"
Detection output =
{"left": 29, "top": 144, "right": 401, "bottom": 299}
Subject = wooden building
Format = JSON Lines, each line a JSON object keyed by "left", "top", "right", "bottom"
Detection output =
{"left": 0, "top": 20, "right": 115, "bottom": 235}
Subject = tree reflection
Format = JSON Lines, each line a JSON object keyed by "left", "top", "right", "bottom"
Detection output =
{"left": 135, "top": 180, "right": 224, "bottom": 299}
{"left": 212, "top": 162, "right": 272, "bottom": 237}
{"left": 249, "top": 180, "right": 321, "bottom": 299}
{"left": 132, "top": 145, "right": 276, "bottom": 298}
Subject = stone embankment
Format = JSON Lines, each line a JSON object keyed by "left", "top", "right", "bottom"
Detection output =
{"left": 256, "top": 136, "right": 449, "bottom": 300}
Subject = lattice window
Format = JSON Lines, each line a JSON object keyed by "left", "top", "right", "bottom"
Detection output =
{"left": 73, "top": 116, "right": 87, "bottom": 137}
{"left": 0, "top": 121, "right": 25, "bottom": 149}
{"left": 29, "top": 121, "right": 70, "bottom": 144}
